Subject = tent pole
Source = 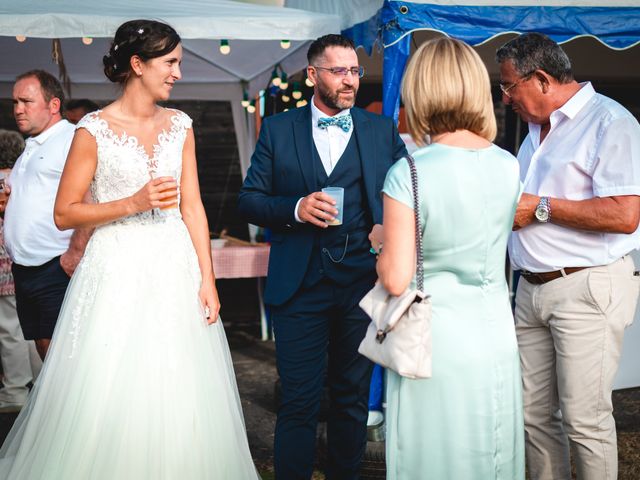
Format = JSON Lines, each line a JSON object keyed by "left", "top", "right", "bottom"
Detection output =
{"left": 231, "top": 97, "right": 258, "bottom": 243}
{"left": 371, "top": 28, "right": 411, "bottom": 418}
{"left": 231, "top": 100, "right": 254, "bottom": 180}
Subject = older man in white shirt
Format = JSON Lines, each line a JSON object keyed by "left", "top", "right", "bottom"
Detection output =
{"left": 2, "top": 70, "right": 91, "bottom": 361}
{"left": 497, "top": 33, "right": 640, "bottom": 480}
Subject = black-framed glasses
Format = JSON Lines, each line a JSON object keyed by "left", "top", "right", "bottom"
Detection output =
{"left": 499, "top": 70, "right": 536, "bottom": 98}
{"left": 313, "top": 65, "right": 365, "bottom": 78}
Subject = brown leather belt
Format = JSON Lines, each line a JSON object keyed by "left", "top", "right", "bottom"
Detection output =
{"left": 520, "top": 267, "right": 589, "bottom": 285}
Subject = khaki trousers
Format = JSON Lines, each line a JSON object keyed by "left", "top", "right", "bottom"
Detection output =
{"left": 515, "top": 256, "right": 640, "bottom": 480}
{"left": 0, "top": 295, "right": 41, "bottom": 404}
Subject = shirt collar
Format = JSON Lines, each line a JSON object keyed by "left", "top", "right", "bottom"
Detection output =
{"left": 29, "top": 119, "right": 70, "bottom": 145}
{"left": 310, "top": 95, "right": 351, "bottom": 125}
{"left": 527, "top": 82, "right": 595, "bottom": 144}
{"left": 556, "top": 82, "right": 595, "bottom": 120}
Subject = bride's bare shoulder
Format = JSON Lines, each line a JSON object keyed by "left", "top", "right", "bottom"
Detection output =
{"left": 162, "top": 106, "right": 186, "bottom": 119}
{"left": 97, "top": 103, "right": 118, "bottom": 119}
{"left": 94, "top": 104, "right": 133, "bottom": 133}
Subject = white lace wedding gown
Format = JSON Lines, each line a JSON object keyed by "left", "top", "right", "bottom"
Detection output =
{"left": 0, "top": 110, "right": 259, "bottom": 479}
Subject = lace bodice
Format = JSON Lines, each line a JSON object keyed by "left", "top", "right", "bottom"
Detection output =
{"left": 76, "top": 109, "right": 192, "bottom": 225}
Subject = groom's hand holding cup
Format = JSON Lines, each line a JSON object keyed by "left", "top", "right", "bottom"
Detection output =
{"left": 298, "top": 190, "right": 340, "bottom": 228}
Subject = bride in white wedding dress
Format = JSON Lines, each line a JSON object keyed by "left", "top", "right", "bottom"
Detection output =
{"left": 0, "top": 20, "right": 259, "bottom": 479}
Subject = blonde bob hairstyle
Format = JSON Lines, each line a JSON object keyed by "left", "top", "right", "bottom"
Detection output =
{"left": 402, "top": 36, "right": 497, "bottom": 145}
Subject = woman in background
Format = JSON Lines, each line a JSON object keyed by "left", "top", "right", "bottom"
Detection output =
{"left": 370, "top": 37, "right": 525, "bottom": 479}
{"left": 0, "top": 129, "right": 41, "bottom": 414}
{"left": 0, "top": 20, "right": 258, "bottom": 479}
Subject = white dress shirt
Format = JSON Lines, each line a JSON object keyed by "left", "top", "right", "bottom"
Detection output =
{"left": 295, "top": 97, "right": 353, "bottom": 222}
{"left": 509, "top": 82, "right": 640, "bottom": 272}
{"left": 310, "top": 96, "right": 353, "bottom": 176}
{"left": 4, "top": 120, "right": 75, "bottom": 266}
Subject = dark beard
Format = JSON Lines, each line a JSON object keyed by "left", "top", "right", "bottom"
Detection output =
{"left": 317, "top": 82, "right": 357, "bottom": 111}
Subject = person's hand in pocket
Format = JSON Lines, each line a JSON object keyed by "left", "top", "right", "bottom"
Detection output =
{"left": 60, "top": 250, "right": 83, "bottom": 277}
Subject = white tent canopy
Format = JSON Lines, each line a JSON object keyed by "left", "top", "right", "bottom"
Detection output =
{"left": 285, "top": 0, "right": 384, "bottom": 32}
{"left": 0, "top": 0, "right": 344, "bottom": 100}
{"left": 0, "top": 0, "right": 352, "bottom": 175}
{"left": 0, "top": 0, "right": 340, "bottom": 40}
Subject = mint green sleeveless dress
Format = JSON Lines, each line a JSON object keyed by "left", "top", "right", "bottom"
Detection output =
{"left": 382, "top": 143, "right": 525, "bottom": 479}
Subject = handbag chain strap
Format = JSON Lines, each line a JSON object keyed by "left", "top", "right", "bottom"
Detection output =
{"left": 405, "top": 155, "right": 424, "bottom": 292}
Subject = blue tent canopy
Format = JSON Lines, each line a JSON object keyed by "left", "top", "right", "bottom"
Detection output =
{"left": 348, "top": 1, "right": 640, "bottom": 119}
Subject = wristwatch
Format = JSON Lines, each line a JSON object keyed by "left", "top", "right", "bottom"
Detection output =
{"left": 535, "top": 196, "right": 551, "bottom": 223}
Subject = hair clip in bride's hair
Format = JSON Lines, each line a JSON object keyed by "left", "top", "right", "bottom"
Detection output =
{"left": 138, "top": 28, "right": 144, "bottom": 35}
{"left": 114, "top": 44, "right": 119, "bottom": 51}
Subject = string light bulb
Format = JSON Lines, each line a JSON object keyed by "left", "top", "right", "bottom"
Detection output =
{"left": 280, "top": 40, "right": 291, "bottom": 49}
{"left": 271, "top": 68, "right": 281, "bottom": 87}
{"left": 279, "top": 72, "right": 288, "bottom": 91}
{"left": 292, "top": 82, "right": 302, "bottom": 100}
{"left": 247, "top": 99, "right": 256, "bottom": 114}
{"left": 219, "top": 39, "right": 230, "bottom": 55}
{"left": 281, "top": 94, "right": 290, "bottom": 103}
{"left": 305, "top": 76, "right": 314, "bottom": 87}
{"left": 241, "top": 90, "right": 250, "bottom": 108}
{"left": 15, "top": 35, "right": 26, "bottom": 42}
{"left": 296, "top": 99, "right": 308, "bottom": 108}
{"left": 82, "top": 37, "right": 93, "bottom": 45}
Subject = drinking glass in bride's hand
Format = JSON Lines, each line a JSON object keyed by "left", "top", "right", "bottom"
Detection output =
{"left": 152, "top": 169, "right": 179, "bottom": 210}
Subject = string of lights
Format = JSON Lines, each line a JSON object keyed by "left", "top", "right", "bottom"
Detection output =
{"left": 240, "top": 62, "right": 312, "bottom": 117}
{"left": 11, "top": 35, "right": 313, "bottom": 117}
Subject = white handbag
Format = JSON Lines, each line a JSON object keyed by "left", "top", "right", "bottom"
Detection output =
{"left": 358, "top": 155, "right": 432, "bottom": 379}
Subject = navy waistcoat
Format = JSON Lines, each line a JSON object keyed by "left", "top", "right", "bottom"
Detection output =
{"left": 302, "top": 130, "right": 377, "bottom": 288}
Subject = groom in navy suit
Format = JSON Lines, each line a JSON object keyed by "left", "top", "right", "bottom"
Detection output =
{"left": 238, "top": 34, "right": 406, "bottom": 479}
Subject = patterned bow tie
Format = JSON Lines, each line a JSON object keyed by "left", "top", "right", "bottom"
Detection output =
{"left": 317, "top": 114, "right": 352, "bottom": 132}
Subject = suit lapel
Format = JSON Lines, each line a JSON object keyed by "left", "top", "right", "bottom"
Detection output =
{"left": 352, "top": 108, "right": 376, "bottom": 200}
{"left": 292, "top": 106, "right": 316, "bottom": 193}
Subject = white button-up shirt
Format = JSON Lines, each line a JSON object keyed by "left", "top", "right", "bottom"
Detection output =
{"left": 4, "top": 119, "right": 75, "bottom": 266}
{"left": 509, "top": 82, "right": 640, "bottom": 272}
{"left": 295, "top": 97, "right": 354, "bottom": 222}
{"left": 310, "top": 96, "right": 353, "bottom": 176}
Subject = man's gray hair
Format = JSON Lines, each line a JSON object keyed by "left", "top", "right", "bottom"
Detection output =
{"left": 496, "top": 32, "right": 573, "bottom": 84}
{"left": 0, "top": 129, "right": 25, "bottom": 170}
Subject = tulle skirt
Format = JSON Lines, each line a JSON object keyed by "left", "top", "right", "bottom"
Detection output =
{"left": 0, "top": 217, "right": 259, "bottom": 479}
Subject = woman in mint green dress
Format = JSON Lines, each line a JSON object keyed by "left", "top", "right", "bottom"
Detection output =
{"left": 370, "top": 37, "right": 525, "bottom": 479}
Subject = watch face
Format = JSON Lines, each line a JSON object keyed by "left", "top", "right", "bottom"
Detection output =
{"left": 535, "top": 206, "right": 549, "bottom": 222}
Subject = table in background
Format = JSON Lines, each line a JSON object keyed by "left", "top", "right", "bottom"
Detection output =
{"left": 211, "top": 244, "right": 270, "bottom": 339}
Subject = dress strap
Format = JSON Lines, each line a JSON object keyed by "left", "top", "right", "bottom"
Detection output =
{"left": 167, "top": 109, "right": 193, "bottom": 131}
{"left": 75, "top": 110, "right": 105, "bottom": 138}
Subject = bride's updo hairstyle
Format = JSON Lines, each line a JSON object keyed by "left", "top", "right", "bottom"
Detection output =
{"left": 103, "top": 19, "right": 181, "bottom": 84}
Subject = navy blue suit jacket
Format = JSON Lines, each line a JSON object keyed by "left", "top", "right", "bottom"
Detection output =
{"left": 238, "top": 105, "right": 407, "bottom": 306}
